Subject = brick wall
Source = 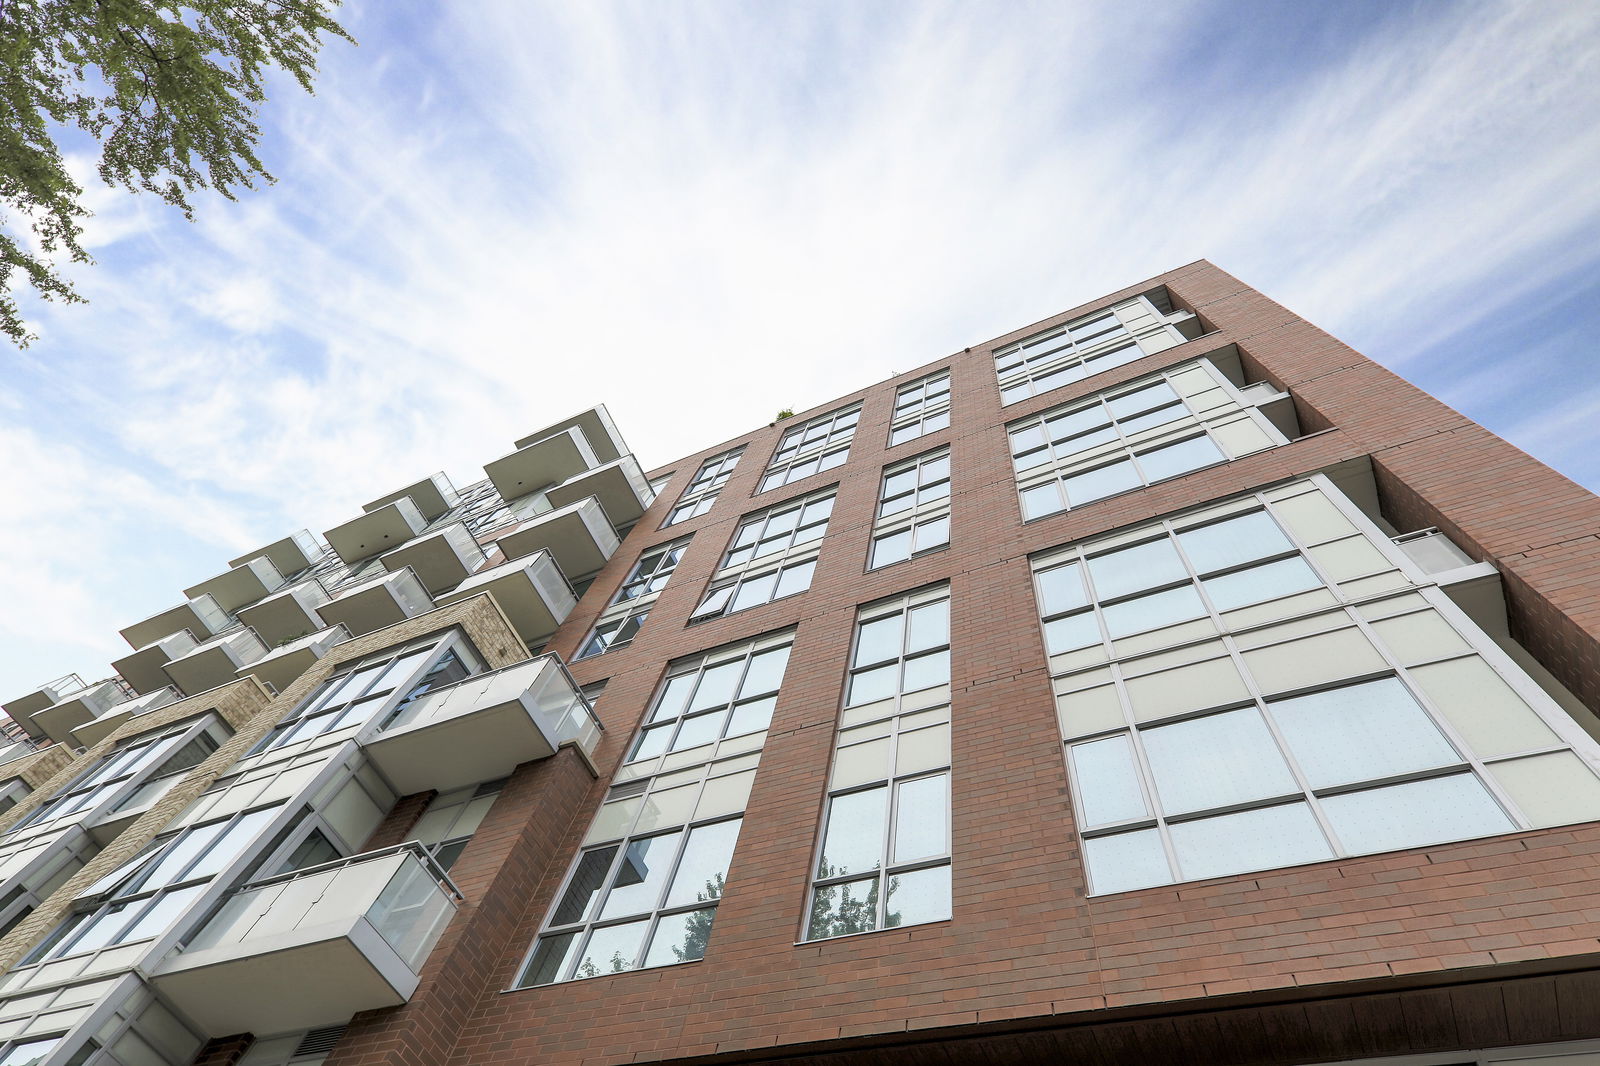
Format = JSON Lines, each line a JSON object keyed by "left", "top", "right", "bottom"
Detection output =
{"left": 321, "top": 261, "right": 1600, "bottom": 1065}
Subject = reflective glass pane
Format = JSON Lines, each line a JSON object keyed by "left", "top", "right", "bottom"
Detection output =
{"left": 903, "top": 650, "right": 950, "bottom": 692}
{"left": 652, "top": 674, "right": 696, "bottom": 722}
{"left": 847, "top": 664, "right": 898, "bottom": 706}
{"left": 1142, "top": 709, "right": 1299, "bottom": 815}
{"left": 1107, "top": 382, "right": 1180, "bottom": 419}
{"left": 670, "top": 711, "right": 725, "bottom": 752}
{"left": 907, "top": 601, "right": 949, "bottom": 653}
{"left": 739, "top": 647, "right": 790, "bottom": 698}
{"left": 0, "top": 1039, "right": 61, "bottom": 1066}
{"left": 854, "top": 616, "right": 904, "bottom": 668}
{"left": 1169, "top": 802, "right": 1333, "bottom": 881}
{"left": 1177, "top": 511, "right": 1294, "bottom": 573}
{"left": 1269, "top": 678, "right": 1459, "bottom": 789}
{"left": 729, "top": 571, "right": 779, "bottom": 613}
{"left": 1045, "top": 611, "right": 1101, "bottom": 654}
{"left": 915, "top": 515, "right": 950, "bottom": 551}
{"left": 689, "top": 660, "right": 742, "bottom": 712}
{"left": 871, "top": 530, "right": 911, "bottom": 568}
{"left": 774, "top": 561, "right": 814, "bottom": 599}
{"left": 553, "top": 847, "right": 619, "bottom": 924}
{"left": 1064, "top": 459, "right": 1139, "bottom": 504}
{"left": 884, "top": 864, "right": 951, "bottom": 928}
{"left": 1088, "top": 539, "right": 1189, "bottom": 601}
{"left": 1022, "top": 483, "right": 1064, "bottom": 519}
{"left": 1046, "top": 407, "right": 1109, "bottom": 443}
{"left": 893, "top": 775, "right": 948, "bottom": 863}
{"left": 116, "top": 883, "right": 204, "bottom": 944}
{"left": 1070, "top": 736, "right": 1147, "bottom": 826}
{"left": 726, "top": 696, "right": 776, "bottom": 737}
{"left": 1082, "top": 829, "right": 1170, "bottom": 894}
{"left": 573, "top": 919, "right": 648, "bottom": 979}
{"left": 921, "top": 455, "right": 950, "bottom": 484}
{"left": 1137, "top": 436, "right": 1224, "bottom": 482}
{"left": 599, "top": 831, "right": 683, "bottom": 919}
{"left": 1321, "top": 774, "right": 1513, "bottom": 855}
{"left": 1119, "top": 402, "right": 1187, "bottom": 435}
{"left": 520, "top": 931, "right": 580, "bottom": 986}
{"left": 629, "top": 725, "right": 670, "bottom": 762}
{"left": 1037, "top": 562, "right": 1088, "bottom": 616}
{"left": 1202, "top": 556, "right": 1322, "bottom": 611}
{"left": 807, "top": 876, "right": 879, "bottom": 939}
{"left": 665, "top": 819, "right": 741, "bottom": 908}
{"left": 819, "top": 787, "right": 886, "bottom": 878}
{"left": 1101, "top": 585, "right": 1207, "bottom": 639}
{"left": 644, "top": 906, "right": 717, "bottom": 966}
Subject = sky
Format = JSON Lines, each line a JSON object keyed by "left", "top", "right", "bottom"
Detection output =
{"left": 2, "top": 0, "right": 1599, "bottom": 700}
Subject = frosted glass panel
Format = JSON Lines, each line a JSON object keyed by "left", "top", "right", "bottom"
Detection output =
{"left": 1088, "top": 540, "right": 1189, "bottom": 600}
{"left": 574, "top": 919, "right": 648, "bottom": 979}
{"left": 1202, "top": 557, "right": 1323, "bottom": 611}
{"left": 1321, "top": 774, "right": 1513, "bottom": 855}
{"left": 1046, "top": 611, "right": 1101, "bottom": 654}
{"left": 1136, "top": 435, "right": 1224, "bottom": 482}
{"left": 1082, "top": 829, "right": 1170, "bottom": 894}
{"left": 1143, "top": 709, "right": 1299, "bottom": 815}
{"left": 1064, "top": 460, "right": 1140, "bottom": 505}
{"left": 1269, "top": 678, "right": 1460, "bottom": 789}
{"left": 1491, "top": 751, "right": 1600, "bottom": 829}
{"left": 884, "top": 865, "right": 950, "bottom": 927}
{"left": 1410, "top": 657, "right": 1557, "bottom": 759}
{"left": 1038, "top": 562, "right": 1089, "bottom": 616}
{"left": 1070, "top": 736, "right": 1148, "bottom": 826}
{"left": 893, "top": 774, "right": 948, "bottom": 863}
{"left": 819, "top": 787, "right": 886, "bottom": 878}
{"left": 1169, "top": 802, "right": 1333, "bottom": 881}
{"left": 1102, "top": 586, "right": 1207, "bottom": 639}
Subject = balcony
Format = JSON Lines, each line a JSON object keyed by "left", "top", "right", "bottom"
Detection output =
{"left": 433, "top": 552, "right": 576, "bottom": 646}
{"left": 71, "top": 686, "right": 181, "bottom": 748}
{"left": 363, "top": 473, "right": 460, "bottom": 523}
{"left": 545, "top": 455, "right": 653, "bottom": 528}
{"left": 365, "top": 655, "right": 600, "bottom": 794}
{"left": 238, "top": 579, "right": 333, "bottom": 646}
{"left": 113, "top": 630, "right": 201, "bottom": 695}
{"left": 380, "top": 524, "right": 486, "bottom": 595}
{"left": 151, "top": 844, "right": 460, "bottom": 1036}
{"left": 317, "top": 568, "right": 435, "bottom": 638}
{"left": 3, "top": 674, "right": 87, "bottom": 737}
{"left": 119, "top": 595, "right": 229, "bottom": 651}
{"left": 229, "top": 530, "right": 323, "bottom": 577}
{"left": 163, "top": 630, "right": 269, "bottom": 696}
{"left": 30, "top": 680, "right": 130, "bottom": 745}
{"left": 492, "top": 497, "right": 619, "bottom": 580}
{"left": 324, "top": 498, "right": 429, "bottom": 566}
{"left": 183, "top": 556, "right": 287, "bottom": 613}
{"left": 237, "top": 626, "right": 350, "bottom": 695}
{"left": 515, "top": 405, "right": 629, "bottom": 465}
{"left": 485, "top": 426, "right": 600, "bottom": 502}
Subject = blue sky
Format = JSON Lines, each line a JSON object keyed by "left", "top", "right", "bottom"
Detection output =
{"left": 3, "top": 0, "right": 1599, "bottom": 697}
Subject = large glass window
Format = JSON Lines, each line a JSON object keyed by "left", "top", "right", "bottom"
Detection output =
{"left": 807, "top": 587, "right": 952, "bottom": 940}
{"left": 252, "top": 635, "right": 482, "bottom": 756}
{"left": 626, "top": 636, "right": 791, "bottom": 765}
{"left": 1010, "top": 360, "right": 1283, "bottom": 521}
{"left": 576, "top": 537, "right": 691, "bottom": 659}
{"left": 691, "top": 488, "right": 834, "bottom": 620}
{"left": 662, "top": 447, "right": 744, "bottom": 527}
{"left": 1036, "top": 478, "right": 1600, "bottom": 894}
{"left": 888, "top": 370, "right": 951, "bottom": 447}
{"left": 994, "top": 309, "right": 1140, "bottom": 405}
{"left": 869, "top": 449, "right": 951, "bottom": 570}
{"left": 759, "top": 405, "right": 860, "bottom": 492}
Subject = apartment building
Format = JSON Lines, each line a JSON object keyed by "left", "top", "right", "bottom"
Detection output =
{"left": 1, "top": 260, "right": 1598, "bottom": 1066}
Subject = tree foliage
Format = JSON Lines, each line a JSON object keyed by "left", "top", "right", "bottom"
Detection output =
{"left": 0, "top": 0, "right": 351, "bottom": 345}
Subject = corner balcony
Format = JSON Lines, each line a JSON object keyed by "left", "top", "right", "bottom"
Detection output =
{"left": 151, "top": 844, "right": 460, "bottom": 1036}
{"left": 113, "top": 630, "right": 201, "bottom": 695}
{"left": 433, "top": 552, "right": 576, "bottom": 646}
{"left": 3, "top": 675, "right": 87, "bottom": 737}
{"left": 238, "top": 579, "right": 332, "bottom": 646}
{"left": 485, "top": 426, "right": 600, "bottom": 502}
{"left": 493, "top": 497, "right": 619, "bottom": 580}
{"left": 163, "top": 630, "right": 269, "bottom": 696}
{"left": 363, "top": 473, "right": 460, "bottom": 523}
{"left": 365, "top": 655, "right": 600, "bottom": 794}
{"left": 324, "top": 497, "right": 428, "bottom": 566}
{"left": 317, "top": 568, "right": 435, "bottom": 638}
{"left": 237, "top": 626, "right": 350, "bottom": 695}
{"left": 71, "top": 686, "right": 181, "bottom": 748}
{"left": 229, "top": 530, "right": 323, "bottom": 578}
{"left": 30, "top": 680, "right": 130, "bottom": 745}
{"left": 545, "top": 455, "right": 653, "bottom": 527}
{"left": 119, "top": 594, "right": 229, "bottom": 651}
{"left": 379, "top": 524, "right": 486, "bottom": 595}
{"left": 515, "top": 405, "right": 628, "bottom": 465}
{"left": 183, "top": 556, "right": 287, "bottom": 613}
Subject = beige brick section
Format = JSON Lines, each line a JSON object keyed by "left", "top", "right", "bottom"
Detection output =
{"left": 0, "top": 594, "right": 527, "bottom": 974}
{"left": 1, "top": 746, "right": 77, "bottom": 793}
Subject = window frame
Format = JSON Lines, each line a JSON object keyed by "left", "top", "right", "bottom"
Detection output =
{"left": 689, "top": 488, "right": 836, "bottom": 621}
{"left": 661, "top": 447, "right": 744, "bottom": 528}
{"left": 575, "top": 537, "right": 692, "bottom": 660}
{"left": 868, "top": 448, "right": 951, "bottom": 571}
{"left": 758, "top": 405, "right": 861, "bottom": 493}
{"left": 887, "top": 370, "right": 952, "bottom": 448}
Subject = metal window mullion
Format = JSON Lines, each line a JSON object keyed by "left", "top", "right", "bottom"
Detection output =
{"left": 1104, "top": 665, "right": 1181, "bottom": 886}
{"left": 874, "top": 726, "right": 905, "bottom": 931}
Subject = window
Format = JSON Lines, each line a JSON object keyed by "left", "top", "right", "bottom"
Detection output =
{"left": 888, "top": 370, "right": 951, "bottom": 447}
{"left": 759, "top": 405, "right": 860, "bottom": 492}
{"left": 576, "top": 538, "right": 690, "bottom": 659}
{"left": 807, "top": 587, "right": 952, "bottom": 940}
{"left": 406, "top": 779, "right": 505, "bottom": 871}
{"left": 993, "top": 292, "right": 1193, "bottom": 404}
{"left": 1011, "top": 360, "right": 1284, "bottom": 521}
{"left": 662, "top": 447, "right": 743, "bottom": 527}
{"left": 626, "top": 634, "right": 791, "bottom": 765}
{"left": 1036, "top": 478, "right": 1600, "bottom": 894}
{"left": 251, "top": 635, "right": 483, "bottom": 756}
{"left": 691, "top": 488, "right": 833, "bottom": 620}
{"left": 20, "top": 803, "right": 286, "bottom": 966}
{"left": 11, "top": 718, "right": 228, "bottom": 834}
{"left": 869, "top": 449, "right": 950, "bottom": 570}
{"left": 515, "top": 632, "right": 792, "bottom": 986}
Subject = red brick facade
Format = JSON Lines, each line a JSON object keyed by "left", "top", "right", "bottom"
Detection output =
{"left": 327, "top": 261, "right": 1600, "bottom": 1064}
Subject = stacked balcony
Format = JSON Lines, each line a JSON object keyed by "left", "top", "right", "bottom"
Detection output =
{"left": 70, "top": 686, "right": 181, "bottom": 748}
{"left": 118, "top": 595, "right": 229, "bottom": 654}
{"left": 317, "top": 568, "right": 435, "bottom": 638}
{"left": 229, "top": 529, "right": 323, "bottom": 578}
{"left": 2, "top": 674, "right": 87, "bottom": 742}
{"left": 238, "top": 579, "right": 333, "bottom": 646}
{"left": 113, "top": 631, "right": 201, "bottom": 696}
{"left": 236, "top": 626, "right": 350, "bottom": 695}
{"left": 434, "top": 553, "right": 575, "bottom": 646}
{"left": 163, "top": 630, "right": 269, "bottom": 696}
{"left": 182, "top": 556, "right": 287, "bottom": 614}
{"left": 379, "top": 524, "right": 486, "bottom": 595}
